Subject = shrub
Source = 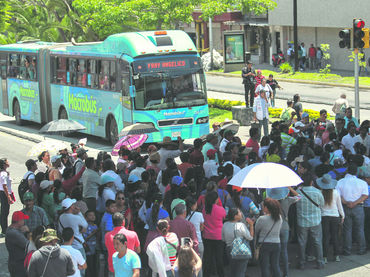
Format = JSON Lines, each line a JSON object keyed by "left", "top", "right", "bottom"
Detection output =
{"left": 279, "top": 62, "right": 292, "bottom": 73}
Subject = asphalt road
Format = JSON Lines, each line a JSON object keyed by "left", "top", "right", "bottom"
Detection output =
{"left": 205, "top": 74, "right": 370, "bottom": 110}
{"left": 1, "top": 125, "right": 370, "bottom": 276}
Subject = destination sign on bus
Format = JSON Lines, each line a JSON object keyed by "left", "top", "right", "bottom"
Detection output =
{"left": 133, "top": 56, "right": 199, "bottom": 73}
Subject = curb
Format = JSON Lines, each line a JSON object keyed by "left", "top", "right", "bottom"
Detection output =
{"left": 206, "top": 72, "right": 370, "bottom": 90}
{"left": 0, "top": 126, "right": 42, "bottom": 143}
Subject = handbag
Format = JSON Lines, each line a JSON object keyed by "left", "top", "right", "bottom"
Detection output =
{"left": 230, "top": 223, "right": 252, "bottom": 260}
{"left": 254, "top": 222, "right": 276, "bottom": 261}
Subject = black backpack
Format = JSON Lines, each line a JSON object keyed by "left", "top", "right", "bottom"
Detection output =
{"left": 18, "top": 173, "right": 33, "bottom": 204}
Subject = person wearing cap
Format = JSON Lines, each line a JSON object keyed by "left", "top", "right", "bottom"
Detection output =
{"left": 49, "top": 155, "right": 62, "bottom": 181}
{"left": 202, "top": 133, "right": 219, "bottom": 164}
{"left": 58, "top": 198, "right": 88, "bottom": 257}
{"left": 220, "top": 129, "right": 234, "bottom": 154}
{"left": 203, "top": 149, "right": 219, "bottom": 179}
{"left": 5, "top": 211, "right": 30, "bottom": 277}
{"left": 328, "top": 158, "right": 346, "bottom": 181}
{"left": 158, "top": 136, "right": 184, "bottom": 171}
{"left": 21, "top": 191, "right": 49, "bottom": 232}
{"left": 23, "top": 159, "right": 38, "bottom": 198}
{"left": 27, "top": 228, "right": 75, "bottom": 277}
{"left": 266, "top": 187, "right": 300, "bottom": 276}
{"left": 316, "top": 174, "right": 344, "bottom": 263}
{"left": 296, "top": 172, "right": 325, "bottom": 269}
{"left": 337, "top": 163, "right": 368, "bottom": 256}
{"left": 81, "top": 157, "right": 101, "bottom": 211}
{"left": 101, "top": 159, "right": 125, "bottom": 192}
{"left": 97, "top": 175, "right": 117, "bottom": 214}
{"left": 105, "top": 212, "right": 140, "bottom": 275}
{"left": 146, "top": 151, "right": 161, "bottom": 176}
{"left": 241, "top": 60, "right": 256, "bottom": 107}
{"left": 253, "top": 88, "right": 269, "bottom": 137}
{"left": 280, "top": 124, "right": 297, "bottom": 158}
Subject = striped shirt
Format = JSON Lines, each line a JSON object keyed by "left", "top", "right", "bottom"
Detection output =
{"left": 165, "top": 232, "right": 179, "bottom": 265}
{"left": 296, "top": 186, "right": 324, "bottom": 227}
{"left": 281, "top": 132, "right": 297, "bottom": 154}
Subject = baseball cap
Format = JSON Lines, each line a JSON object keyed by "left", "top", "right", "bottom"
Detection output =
{"left": 61, "top": 198, "right": 76, "bottom": 209}
{"left": 50, "top": 155, "right": 62, "bottom": 163}
{"left": 128, "top": 174, "right": 140, "bottom": 183}
{"left": 302, "top": 112, "right": 309, "bottom": 119}
{"left": 207, "top": 149, "right": 217, "bottom": 158}
{"left": 23, "top": 191, "right": 35, "bottom": 201}
{"left": 39, "top": 228, "right": 59, "bottom": 243}
{"left": 25, "top": 159, "right": 37, "bottom": 168}
{"left": 40, "top": 180, "right": 53, "bottom": 190}
{"left": 12, "top": 211, "right": 29, "bottom": 222}
{"left": 171, "top": 176, "right": 183, "bottom": 186}
{"left": 101, "top": 174, "right": 116, "bottom": 185}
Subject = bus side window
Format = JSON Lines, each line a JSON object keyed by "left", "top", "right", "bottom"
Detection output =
{"left": 68, "top": 58, "right": 77, "bottom": 86}
{"left": 77, "top": 59, "right": 86, "bottom": 87}
{"left": 100, "top": 60, "right": 110, "bottom": 90}
{"left": 30, "top": 57, "right": 37, "bottom": 80}
{"left": 110, "top": 61, "right": 116, "bottom": 91}
{"left": 57, "top": 57, "right": 67, "bottom": 85}
{"left": 20, "top": 55, "right": 28, "bottom": 80}
{"left": 8, "top": 54, "right": 20, "bottom": 78}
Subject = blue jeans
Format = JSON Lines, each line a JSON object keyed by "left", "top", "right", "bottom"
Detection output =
{"left": 259, "top": 243, "right": 281, "bottom": 277}
{"left": 343, "top": 205, "right": 366, "bottom": 254}
{"left": 258, "top": 118, "right": 269, "bottom": 137}
{"left": 271, "top": 89, "right": 276, "bottom": 107}
{"left": 280, "top": 229, "right": 289, "bottom": 276}
{"left": 297, "top": 224, "right": 323, "bottom": 266}
{"left": 226, "top": 245, "right": 249, "bottom": 277}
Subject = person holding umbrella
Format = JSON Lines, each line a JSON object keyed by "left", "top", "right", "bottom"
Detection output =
{"left": 266, "top": 187, "right": 300, "bottom": 277}
{"left": 316, "top": 174, "right": 344, "bottom": 263}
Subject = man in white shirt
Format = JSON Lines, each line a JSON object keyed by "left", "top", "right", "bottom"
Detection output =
{"left": 337, "top": 164, "right": 369, "bottom": 255}
{"left": 129, "top": 156, "right": 147, "bottom": 180}
{"left": 101, "top": 159, "right": 125, "bottom": 192}
{"left": 157, "top": 136, "right": 184, "bottom": 171}
{"left": 356, "top": 125, "right": 370, "bottom": 156}
{"left": 253, "top": 89, "right": 269, "bottom": 137}
{"left": 203, "top": 149, "right": 219, "bottom": 179}
{"left": 341, "top": 122, "right": 357, "bottom": 154}
{"left": 219, "top": 130, "right": 234, "bottom": 154}
{"left": 61, "top": 227, "right": 87, "bottom": 277}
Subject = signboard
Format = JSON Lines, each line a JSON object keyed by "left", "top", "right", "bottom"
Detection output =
{"left": 224, "top": 33, "right": 245, "bottom": 64}
{"left": 133, "top": 56, "right": 200, "bottom": 73}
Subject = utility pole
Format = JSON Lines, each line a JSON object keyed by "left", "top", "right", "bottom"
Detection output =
{"left": 209, "top": 17, "right": 214, "bottom": 70}
{"left": 293, "top": 0, "right": 298, "bottom": 72}
{"left": 354, "top": 48, "right": 360, "bottom": 120}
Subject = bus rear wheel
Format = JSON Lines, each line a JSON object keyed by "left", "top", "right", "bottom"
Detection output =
{"left": 13, "top": 101, "right": 23, "bottom": 126}
{"left": 59, "top": 108, "right": 68, "bottom": 120}
{"left": 108, "top": 117, "right": 118, "bottom": 145}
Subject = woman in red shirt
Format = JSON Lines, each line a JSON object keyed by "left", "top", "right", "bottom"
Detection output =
{"left": 202, "top": 191, "right": 226, "bottom": 277}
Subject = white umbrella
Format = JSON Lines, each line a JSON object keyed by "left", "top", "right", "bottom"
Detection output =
{"left": 228, "top": 162, "right": 303, "bottom": 189}
{"left": 27, "top": 140, "right": 69, "bottom": 157}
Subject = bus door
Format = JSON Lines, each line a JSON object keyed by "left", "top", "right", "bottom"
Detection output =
{"left": 120, "top": 61, "right": 132, "bottom": 127}
{"left": 0, "top": 54, "right": 8, "bottom": 115}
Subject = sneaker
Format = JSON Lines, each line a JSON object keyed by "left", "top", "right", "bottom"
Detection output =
{"left": 307, "top": 255, "right": 316, "bottom": 262}
{"left": 323, "top": 257, "right": 328, "bottom": 264}
{"left": 316, "top": 263, "right": 324, "bottom": 270}
{"left": 335, "top": 256, "right": 341, "bottom": 262}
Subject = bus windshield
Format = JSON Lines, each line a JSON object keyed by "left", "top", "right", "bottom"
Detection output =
{"left": 133, "top": 69, "right": 207, "bottom": 110}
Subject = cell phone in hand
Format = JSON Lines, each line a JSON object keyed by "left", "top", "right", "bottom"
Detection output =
{"left": 181, "top": 237, "right": 191, "bottom": 246}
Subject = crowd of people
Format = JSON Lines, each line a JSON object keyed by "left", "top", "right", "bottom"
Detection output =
{"left": 0, "top": 97, "right": 370, "bottom": 277}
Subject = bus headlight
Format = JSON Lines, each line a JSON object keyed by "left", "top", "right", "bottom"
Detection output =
{"left": 196, "top": 116, "right": 209, "bottom": 124}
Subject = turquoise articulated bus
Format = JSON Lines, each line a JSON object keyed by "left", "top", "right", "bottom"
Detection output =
{"left": 0, "top": 30, "right": 209, "bottom": 144}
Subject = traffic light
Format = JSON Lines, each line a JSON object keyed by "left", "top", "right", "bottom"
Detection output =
{"left": 362, "top": 28, "right": 370, "bottom": 48}
{"left": 339, "top": 29, "right": 351, "bottom": 48}
{"left": 353, "top": 19, "right": 365, "bottom": 48}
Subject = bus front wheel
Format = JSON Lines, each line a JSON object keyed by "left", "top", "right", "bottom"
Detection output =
{"left": 13, "top": 101, "right": 23, "bottom": 126}
{"left": 108, "top": 117, "right": 118, "bottom": 145}
{"left": 59, "top": 107, "right": 68, "bottom": 119}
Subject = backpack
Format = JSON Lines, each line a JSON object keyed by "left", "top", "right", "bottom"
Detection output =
{"left": 73, "top": 159, "right": 82, "bottom": 176}
{"left": 18, "top": 173, "right": 33, "bottom": 204}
